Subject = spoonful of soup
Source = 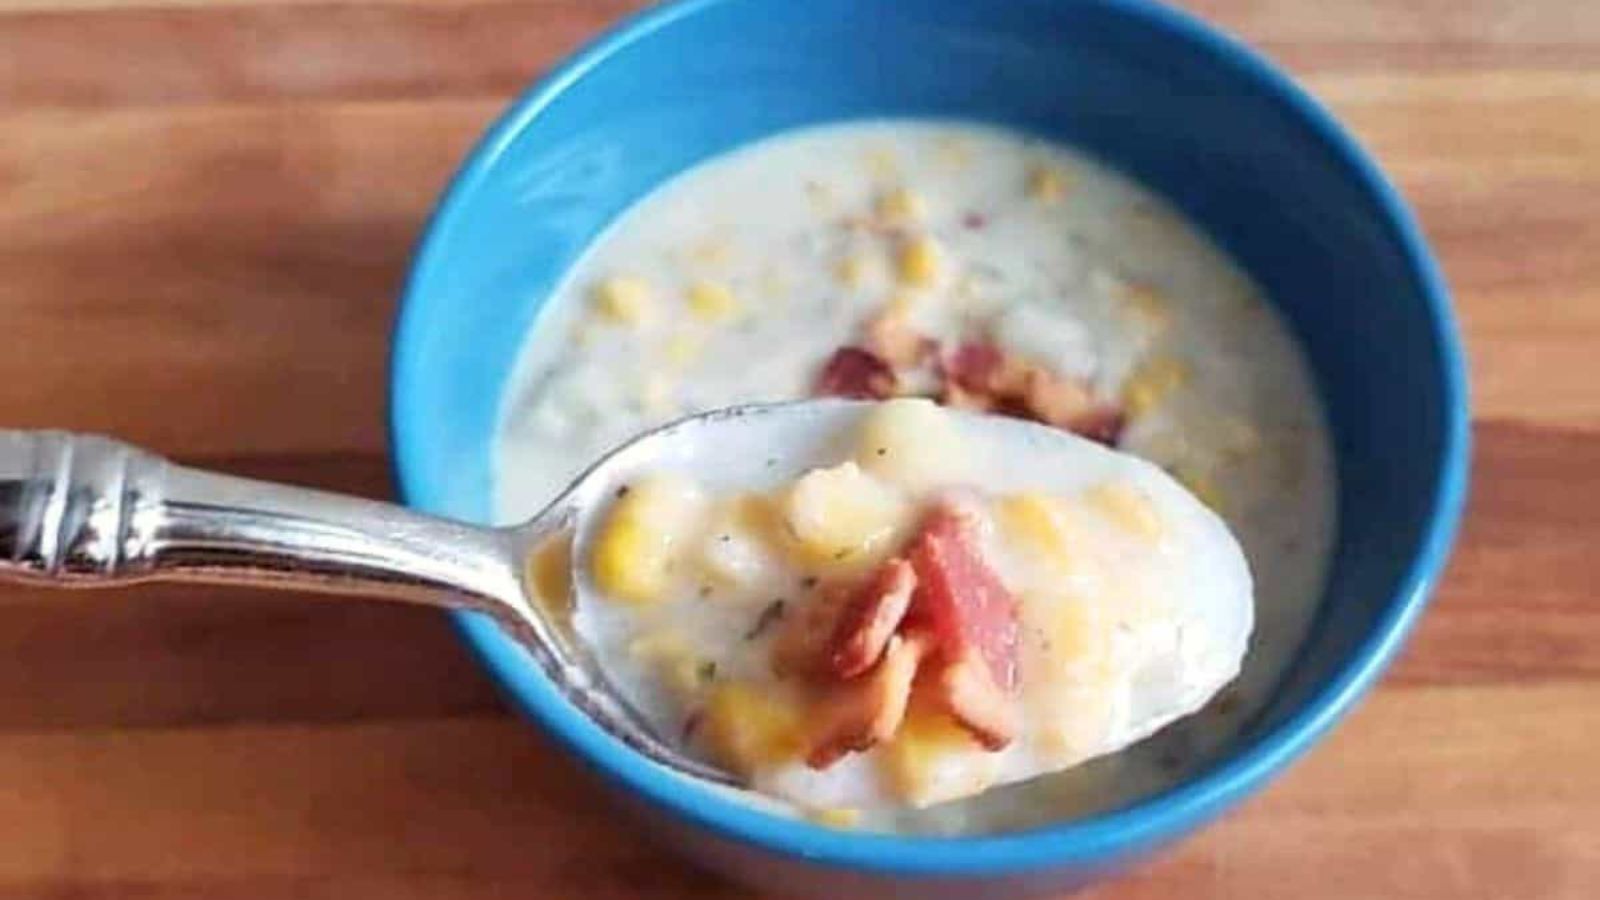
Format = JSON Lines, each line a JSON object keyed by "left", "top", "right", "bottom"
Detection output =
{"left": 0, "top": 398, "right": 1250, "bottom": 813}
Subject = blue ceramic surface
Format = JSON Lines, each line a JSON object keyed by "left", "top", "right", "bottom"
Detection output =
{"left": 391, "top": 0, "right": 1469, "bottom": 894}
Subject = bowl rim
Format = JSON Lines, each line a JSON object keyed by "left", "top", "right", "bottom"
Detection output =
{"left": 391, "top": 0, "right": 1470, "bottom": 877}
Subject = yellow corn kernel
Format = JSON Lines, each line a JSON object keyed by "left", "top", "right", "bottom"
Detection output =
{"left": 525, "top": 530, "right": 574, "bottom": 622}
{"left": 880, "top": 705, "right": 986, "bottom": 806}
{"left": 875, "top": 186, "right": 926, "bottom": 223}
{"left": 662, "top": 333, "right": 701, "bottom": 371}
{"left": 1083, "top": 481, "right": 1164, "bottom": 540}
{"left": 895, "top": 235, "right": 943, "bottom": 288}
{"left": 996, "top": 494, "right": 1074, "bottom": 572}
{"left": 1173, "top": 464, "right": 1224, "bottom": 512}
{"left": 592, "top": 275, "right": 652, "bottom": 325}
{"left": 1122, "top": 355, "right": 1191, "bottom": 417}
{"left": 1119, "top": 282, "right": 1171, "bottom": 331}
{"left": 781, "top": 462, "right": 907, "bottom": 567}
{"left": 809, "top": 807, "right": 863, "bottom": 829}
{"left": 699, "top": 681, "right": 805, "bottom": 775}
{"left": 687, "top": 280, "right": 739, "bottom": 322}
{"left": 591, "top": 474, "right": 706, "bottom": 604}
{"left": 1026, "top": 164, "right": 1072, "bottom": 203}
{"left": 855, "top": 397, "right": 967, "bottom": 492}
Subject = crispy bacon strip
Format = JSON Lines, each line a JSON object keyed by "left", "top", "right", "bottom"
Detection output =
{"left": 828, "top": 558, "right": 917, "bottom": 679}
{"left": 904, "top": 502, "right": 1021, "bottom": 749}
{"left": 806, "top": 632, "right": 930, "bottom": 769}
{"left": 814, "top": 347, "right": 897, "bottom": 399}
{"left": 941, "top": 340, "right": 1124, "bottom": 446}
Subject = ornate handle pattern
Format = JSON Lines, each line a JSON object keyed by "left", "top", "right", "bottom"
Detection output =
{"left": 0, "top": 430, "right": 522, "bottom": 612}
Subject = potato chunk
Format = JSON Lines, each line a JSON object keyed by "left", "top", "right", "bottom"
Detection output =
{"left": 781, "top": 462, "right": 908, "bottom": 567}
{"left": 853, "top": 397, "right": 968, "bottom": 492}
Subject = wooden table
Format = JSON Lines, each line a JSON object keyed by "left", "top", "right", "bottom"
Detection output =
{"left": 1, "top": 1, "right": 1595, "bottom": 896}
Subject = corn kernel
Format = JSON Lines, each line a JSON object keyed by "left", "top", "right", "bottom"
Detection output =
{"left": 591, "top": 474, "right": 707, "bottom": 604}
{"left": 592, "top": 275, "right": 652, "bottom": 325}
{"left": 880, "top": 704, "right": 990, "bottom": 806}
{"left": 525, "top": 530, "right": 573, "bottom": 622}
{"left": 687, "top": 280, "right": 740, "bottom": 322}
{"left": 996, "top": 494, "right": 1075, "bottom": 572}
{"left": 699, "top": 681, "right": 805, "bottom": 775}
{"left": 1122, "top": 355, "right": 1191, "bottom": 417}
{"left": 1083, "top": 481, "right": 1164, "bottom": 540}
{"left": 855, "top": 398, "right": 967, "bottom": 492}
{"left": 875, "top": 186, "right": 926, "bottom": 223}
{"left": 809, "top": 807, "right": 863, "bottom": 829}
{"left": 662, "top": 333, "right": 701, "bottom": 371}
{"left": 895, "top": 235, "right": 943, "bottom": 288}
{"left": 1026, "top": 164, "right": 1072, "bottom": 203}
{"left": 781, "top": 462, "right": 908, "bottom": 567}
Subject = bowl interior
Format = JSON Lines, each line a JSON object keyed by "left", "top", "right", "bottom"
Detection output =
{"left": 394, "top": 0, "right": 1466, "bottom": 876}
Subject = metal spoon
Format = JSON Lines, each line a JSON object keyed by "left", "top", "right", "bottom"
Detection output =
{"left": 0, "top": 401, "right": 876, "bottom": 788}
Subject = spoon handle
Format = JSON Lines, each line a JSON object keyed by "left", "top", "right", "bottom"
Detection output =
{"left": 0, "top": 430, "right": 522, "bottom": 612}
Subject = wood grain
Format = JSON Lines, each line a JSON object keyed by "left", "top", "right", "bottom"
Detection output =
{"left": 0, "top": 0, "right": 1595, "bottom": 897}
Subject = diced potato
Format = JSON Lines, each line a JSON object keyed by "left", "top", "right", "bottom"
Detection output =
{"left": 1122, "top": 354, "right": 1191, "bottom": 417}
{"left": 525, "top": 529, "right": 574, "bottom": 622}
{"left": 781, "top": 462, "right": 908, "bottom": 567}
{"left": 880, "top": 704, "right": 992, "bottom": 807}
{"left": 699, "top": 494, "right": 783, "bottom": 588}
{"left": 1026, "top": 164, "right": 1071, "bottom": 203}
{"left": 592, "top": 275, "right": 653, "bottom": 324}
{"left": 591, "top": 474, "right": 708, "bottom": 604}
{"left": 895, "top": 235, "right": 944, "bottom": 288}
{"left": 995, "top": 494, "right": 1075, "bottom": 573}
{"left": 1083, "top": 481, "right": 1164, "bottom": 540}
{"left": 687, "top": 280, "right": 740, "bottom": 322}
{"left": 875, "top": 186, "right": 926, "bottom": 223}
{"left": 699, "top": 681, "right": 805, "bottom": 775}
{"left": 854, "top": 398, "right": 968, "bottom": 492}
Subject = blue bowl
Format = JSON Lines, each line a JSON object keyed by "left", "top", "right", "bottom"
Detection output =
{"left": 391, "top": 0, "right": 1469, "bottom": 894}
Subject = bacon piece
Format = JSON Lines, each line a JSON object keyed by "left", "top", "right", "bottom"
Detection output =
{"left": 772, "top": 560, "right": 916, "bottom": 681}
{"left": 814, "top": 347, "right": 897, "bottom": 400}
{"left": 828, "top": 558, "right": 917, "bottom": 679}
{"left": 771, "top": 585, "right": 849, "bottom": 680}
{"left": 941, "top": 340, "right": 1124, "bottom": 446}
{"left": 904, "top": 502, "right": 1021, "bottom": 748}
{"left": 806, "top": 632, "right": 930, "bottom": 769}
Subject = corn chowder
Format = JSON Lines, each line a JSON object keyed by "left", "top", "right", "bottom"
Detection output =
{"left": 581, "top": 400, "right": 1252, "bottom": 827}
{"left": 496, "top": 121, "right": 1335, "bottom": 832}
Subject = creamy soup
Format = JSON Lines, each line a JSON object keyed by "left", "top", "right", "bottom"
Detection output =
{"left": 495, "top": 121, "right": 1336, "bottom": 833}
{"left": 581, "top": 400, "right": 1253, "bottom": 826}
